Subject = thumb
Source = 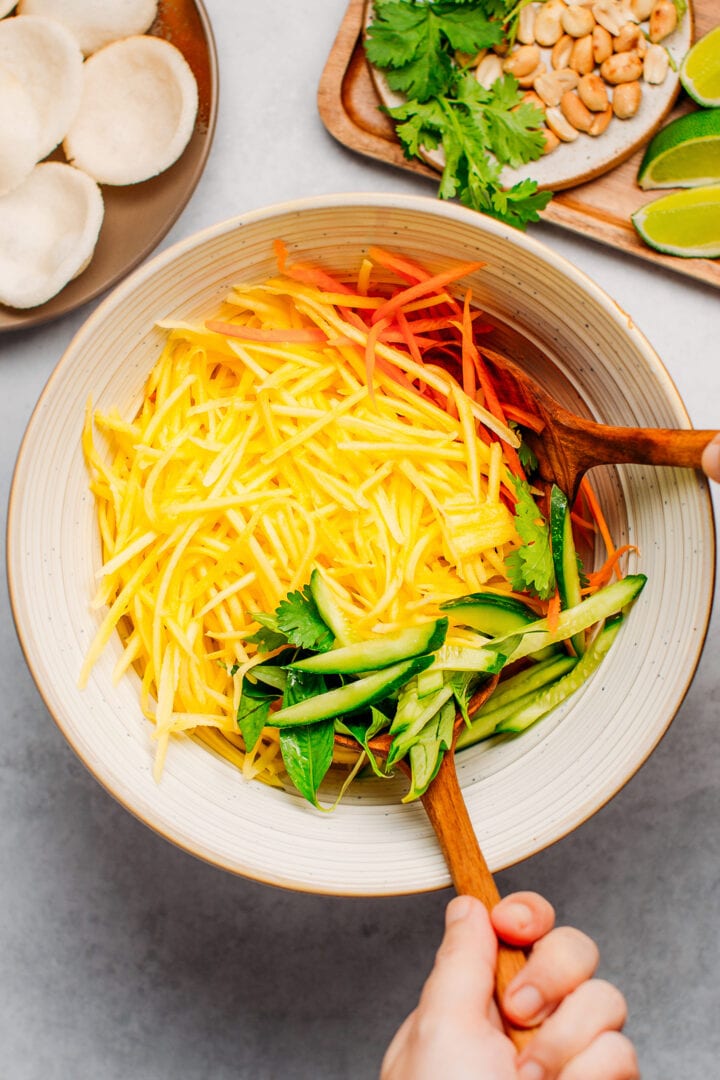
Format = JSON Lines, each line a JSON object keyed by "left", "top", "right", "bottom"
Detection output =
{"left": 702, "top": 433, "right": 720, "bottom": 482}
{"left": 418, "top": 896, "right": 497, "bottom": 1021}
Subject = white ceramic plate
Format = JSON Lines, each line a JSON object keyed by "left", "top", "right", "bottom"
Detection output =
{"left": 7, "top": 194, "right": 714, "bottom": 895}
{"left": 365, "top": 0, "right": 692, "bottom": 192}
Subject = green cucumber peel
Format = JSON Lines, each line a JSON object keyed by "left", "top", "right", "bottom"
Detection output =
{"left": 289, "top": 618, "right": 448, "bottom": 674}
{"left": 491, "top": 574, "right": 646, "bottom": 664}
{"left": 269, "top": 655, "right": 434, "bottom": 728}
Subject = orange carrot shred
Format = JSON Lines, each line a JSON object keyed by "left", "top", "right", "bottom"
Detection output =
{"left": 583, "top": 544, "right": 638, "bottom": 593}
{"left": 580, "top": 478, "right": 616, "bottom": 566}
{"left": 284, "top": 261, "right": 354, "bottom": 295}
{"left": 365, "top": 317, "right": 390, "bottom": 400}
{"left": 367, "top": 245, "right": 431, "bottom": 283}
{"left": 273, "top": 238, "right": 288, "bottom": 272}
{"left": 500, "top": 403, "right": 546, "bottom": 434}
{"left": 371, "top": 261, "right": 483, "bottom": 325}
{"left": 546, "top": 589, "right": 561, "bottom": 633}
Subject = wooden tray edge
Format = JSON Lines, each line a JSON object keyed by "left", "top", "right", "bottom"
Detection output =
{"left": 317, "top": 0, "right": 720, "bottom": 291}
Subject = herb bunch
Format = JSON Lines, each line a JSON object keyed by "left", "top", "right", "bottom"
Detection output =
{"left": 365, "top": 0, "right": 553, "bottom": 229}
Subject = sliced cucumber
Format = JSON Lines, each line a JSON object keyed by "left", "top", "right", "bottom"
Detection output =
{"left": 457, "top": 615, "right": 624, "bottom": 749}
{"left": 309, "top": 568, "right": 358, "bottom": 647}
{"left": 416, "top": 666, "right": 446, "bottom": 698}
{"left": 269, "top": 655, "right": 434, "bottom": 728}
{"left": 495, "top": 614, "right": 624, "bottom": 733}
{"left": 430, "top": 641, "right": 511, "bottom": 673}
{"left": 491, "top": 574, "right": 646, "bottom": 664}
{"left": 479, "top": 654, "right": 578, "bottom": 714}
{"left": 441, "top": 591, "right": 537, "bottom": 636}
{"left": 290, "top": 618, "right": 448, "bottom": 674}
{"left": 550, "top": 485, "right": 585, "bottom": 656}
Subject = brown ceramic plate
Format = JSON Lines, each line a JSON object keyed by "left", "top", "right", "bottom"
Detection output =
{"left": 0, "top": 0, "right": 218, "bottom": 333}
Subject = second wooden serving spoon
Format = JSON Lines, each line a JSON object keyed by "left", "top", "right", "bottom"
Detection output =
{"left": 335, "top": 675, "right": 537, "bottom": 1051}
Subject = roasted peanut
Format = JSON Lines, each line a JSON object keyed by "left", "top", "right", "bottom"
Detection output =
{"left": 523, "top": 89, "right": 547, "bottom": 112}
{"left": 534, "top": 67, "right": 579, "bottom": 105}
{"left": 504, "top": 44, "right": 542, "bottom": 78}
{"left": 578, "top": 72, "right": 610, "bottom": 110}
{"left": 517, "top": 4, "right": 537, "bottom": 44}
{"left": 562, "top": 4, "right": 596, "bottom": 36}
{"left": 475, "top": 53, "right": 504, "bottom": 89}
{"left": 588, "top": 103, "right": 613, "bottom": 134}
{"left": 560, "top": 89, "right": 595, "bottom": 131}
{"left": 643, "top": 42, "right": 669, "bottom": 84}
{"left": 649, "top": 0, "right": 677, "bottom": 42}
{"left": 534, "top": 2, "right": 566, "bottom": 46}
{"left": 455, "top": 49, "right": 486, "bottom": 68}
{"left": 612, "top": 79, "right": 642, "bottom": 117}
{"left": 570, "top": 34, "right": 595, "bottom": 74}
{"left": 600, "top": 50, "right": 643, "bottom": 82}
{"left": 545, "top": 105, "right": 580, "bottom": 141}
{"left": 552, "top": 33, "right": 574, "bottom": 69}
{"left": 592, "top": 24, "right": 614, "bottom": 63}
{"left": 518, "top": 62, "right": 546, "bottom": 88}
{"left": 592, "top": 0, "right": 632, "bottom": 35}
{"left": 630, "top": 0, "right": 654, "bottom": 18}
{"left": 614, "top": 22, "right": 647, "bottom": 55}
{"left": 541, "top": 125, "right": 561, "bottom": 153}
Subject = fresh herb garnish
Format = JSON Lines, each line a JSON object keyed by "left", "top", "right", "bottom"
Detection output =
{"left": 505, "top": 478, "right": 556, "bottom": 598}
{"left": 278, "top": 669, "right": 334, "bottom": 806}
{"left": 366, "top": 0, "right": 552, "bottom": 229}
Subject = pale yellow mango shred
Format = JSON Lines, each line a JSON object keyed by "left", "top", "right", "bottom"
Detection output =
{"left": 81, "top": 273, "right": 523, "bottom": 786}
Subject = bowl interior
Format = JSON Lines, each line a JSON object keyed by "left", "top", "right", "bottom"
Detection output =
{"left": 8, "top": 195, "right": 714, "bottom": 894}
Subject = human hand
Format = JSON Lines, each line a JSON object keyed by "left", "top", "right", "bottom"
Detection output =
{"left": 381, "top": 893, "right": 638, "bottom": 1080}
{"left": 702, "top": 434, "right": 720, "bottom": 482}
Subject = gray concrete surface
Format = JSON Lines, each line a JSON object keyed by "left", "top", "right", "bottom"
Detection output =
{"left": 1, "top": 3, "right": 718, "bottom": 1077}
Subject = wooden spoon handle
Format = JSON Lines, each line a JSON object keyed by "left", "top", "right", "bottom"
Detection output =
{"left": 573, "top": 423, "right": 719, "bottom": 473}
{"left": 420, "top": 751, "right": 536, "bottom": 1051}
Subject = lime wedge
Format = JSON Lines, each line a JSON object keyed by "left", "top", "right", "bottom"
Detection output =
{"left": 680, "top": 26, "right": 720, "bottom": 107}
{"left": 637, "top": 109, "right": 720, "bottom": 189}
{"left": 631, "top": 185, "right": 720, "bottom": 258}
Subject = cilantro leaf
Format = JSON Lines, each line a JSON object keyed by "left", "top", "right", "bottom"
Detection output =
{"left": 368, "top": 3, "right": 553, "bottom": 229}
{"left": 366, "top": 0, "right": 503, "bottom": 103}
{"left": 505, "top": 479, "right": 556, "bottom": 599}
{"left": 275, "top": 584, "right": 335, "bottom": 651}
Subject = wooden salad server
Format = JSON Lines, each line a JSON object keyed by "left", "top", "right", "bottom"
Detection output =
{"left": 479, "top": 345, "right": 718, "bottom": 502}
{"left": 335, "top": 675, "right": 536, "bottom": 1051}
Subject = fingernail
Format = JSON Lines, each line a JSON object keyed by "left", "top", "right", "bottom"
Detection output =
{"left": 502, "top": 901, "right": 533, "bottom": 931}
{"left": 702, "top": 435, "right": 720, "bottom": 481}
{"left": 507, "top": 983, "right": 544, "bottom": 1021}
{"left": 518, "top": 1061, "right": 545, "bottom": 1080}
{"left": 446, "top": 895, "right": 474, "bottom": 924}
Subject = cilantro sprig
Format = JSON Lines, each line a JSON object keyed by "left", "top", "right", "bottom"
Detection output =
{"left": 366, "top": 0, "right": 552, "bottom": 229}
{"left": 505, "top": 478, "right": 556, "bottom": 599}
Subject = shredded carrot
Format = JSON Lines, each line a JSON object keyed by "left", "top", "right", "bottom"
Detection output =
{"left": 546, "top": 589, "right": 561, "bottom": 633}
{"left": 579, "top": 478, "right": 616, "bottom": 567}
{"left": 273, "top": 238, "right": 287, "bottom": 272}
{"left": 371, "top": 261, "right": 483, "bottom": 325}
{"left": 395, "top": 308, "right": 424, "bottom": 367}
{"left": 583, "top": 544, "right": 638, "bottom": 593}
{"left": 367, "top": 245, "right": 431, "bottom": 283}
{"left": 500, "top": 403, "right": 546, "bottom": 434}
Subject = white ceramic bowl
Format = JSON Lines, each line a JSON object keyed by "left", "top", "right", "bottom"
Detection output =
{"left": 8, "top": 194, "right": 714, "bottom": 895}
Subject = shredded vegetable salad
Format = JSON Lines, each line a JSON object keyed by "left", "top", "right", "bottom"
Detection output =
{"left": 82, "top": 242, "right": 644, "bottom": 807}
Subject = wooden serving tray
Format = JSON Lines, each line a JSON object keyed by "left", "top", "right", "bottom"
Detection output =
{"left": 318, "top": 0, "right": 720, "bottom": 289}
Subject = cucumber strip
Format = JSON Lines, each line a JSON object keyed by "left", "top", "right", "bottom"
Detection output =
{"left": 440, "top": 590, "right": 537, "bottom": 636}
{"left": 269, "top": 655, "right": 434, "bottom": 728}
{"left": 550, "top": 485, "right": 585, "bottom": 656}
{"left": 478, "top": 654, "right": 578, "bottom": 713}
{"left": 492, "top": 574, "right": 646, "bottom": 664}
{"left": 403, "top": 700, "right": 456, "bottom": 803}
{"left": 387, "top": 684, "right": 454, "bottom": 767}
{"left": 430, "top": 642, "right": 511, "bottom": 673}
{"left": 416, "top": 667, "right": 446, "bottom": 698}
{"left": 309, "top": 568, "right": 358, "bottom": 647}
{"left": 456, "top": 616, "right": 624, "bottom": 749}
{"left": 495, "top": 615, "right": 624, "bottom": 733}
{"left": 290, "top": 618, "right": 448, "bottom": 674}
